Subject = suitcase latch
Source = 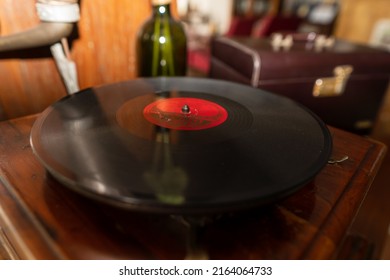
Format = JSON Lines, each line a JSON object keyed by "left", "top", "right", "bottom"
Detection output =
{"left": 313, "top": 65, "right": 353, "bottom": 97}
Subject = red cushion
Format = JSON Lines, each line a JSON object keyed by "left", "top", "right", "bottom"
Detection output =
{"left": 225, "top": 16, "right": 260, "bottom": 37}
{"left": 251, "top": 15, "right": 303, "bottom": 37}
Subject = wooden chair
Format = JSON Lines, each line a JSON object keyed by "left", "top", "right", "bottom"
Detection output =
{"left": 0, "top": 0, "right": 154, "bottom": 120}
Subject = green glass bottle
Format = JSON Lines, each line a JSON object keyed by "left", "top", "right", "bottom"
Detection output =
{"left": 137, "top": 0, "right": 187, "bottom": 77}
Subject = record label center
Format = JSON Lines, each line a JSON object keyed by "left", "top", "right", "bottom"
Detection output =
{"left": 143, "top": 97, "right": 228, "bottom": 130}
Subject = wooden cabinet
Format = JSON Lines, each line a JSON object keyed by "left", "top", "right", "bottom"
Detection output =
{"left": 0, "top": 113, "right": 386, "bottom": 259}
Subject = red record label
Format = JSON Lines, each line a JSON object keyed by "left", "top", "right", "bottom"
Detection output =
{"left": 143, "top": 97, "right": 228, "bottom": 130}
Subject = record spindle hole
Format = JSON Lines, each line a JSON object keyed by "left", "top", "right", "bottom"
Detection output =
{"left": 182, "top": 104, "right": 191, "bottom": 114}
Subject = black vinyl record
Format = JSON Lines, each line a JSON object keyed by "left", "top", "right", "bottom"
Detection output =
{"left": 30, "top": 78, "right": 332, "bottom": 214}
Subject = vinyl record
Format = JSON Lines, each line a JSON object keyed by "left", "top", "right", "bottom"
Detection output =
{"left": 30, "top": 77, "right": 332, "bottom": 214}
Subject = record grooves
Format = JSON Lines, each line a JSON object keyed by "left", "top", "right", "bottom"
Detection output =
{"left": 30, "top": 78, "right": 332, "bottom": 214}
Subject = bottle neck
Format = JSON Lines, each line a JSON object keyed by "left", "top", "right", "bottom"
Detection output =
{"left": 152, "top": 3, "right": 172, "bottom": 17}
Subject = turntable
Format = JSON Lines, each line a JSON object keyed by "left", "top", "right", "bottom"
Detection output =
{"left": 0, "top": 78, "right": 385, "bottom": 259}
{"left": 30, "top": 77, "right": 332, "bottom": 214}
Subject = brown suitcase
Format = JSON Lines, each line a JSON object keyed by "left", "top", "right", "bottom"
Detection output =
{"left": 209, "top": 34, "right": 390, "bottom": 134}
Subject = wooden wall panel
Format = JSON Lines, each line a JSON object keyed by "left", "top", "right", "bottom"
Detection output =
{"left": 72, "top": 0, "right": 151, "bottom": 89}
{"left": 335, "top": 0, "right": 390, "bottom": 44}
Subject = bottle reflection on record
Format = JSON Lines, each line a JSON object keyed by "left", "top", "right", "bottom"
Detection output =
{"left": 143, "top": 126, "right": 188, "bottom": 205}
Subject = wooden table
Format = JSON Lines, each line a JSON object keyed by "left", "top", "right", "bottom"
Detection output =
{"left": 0, "top": 114, "right": 386, "bottom": 260}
